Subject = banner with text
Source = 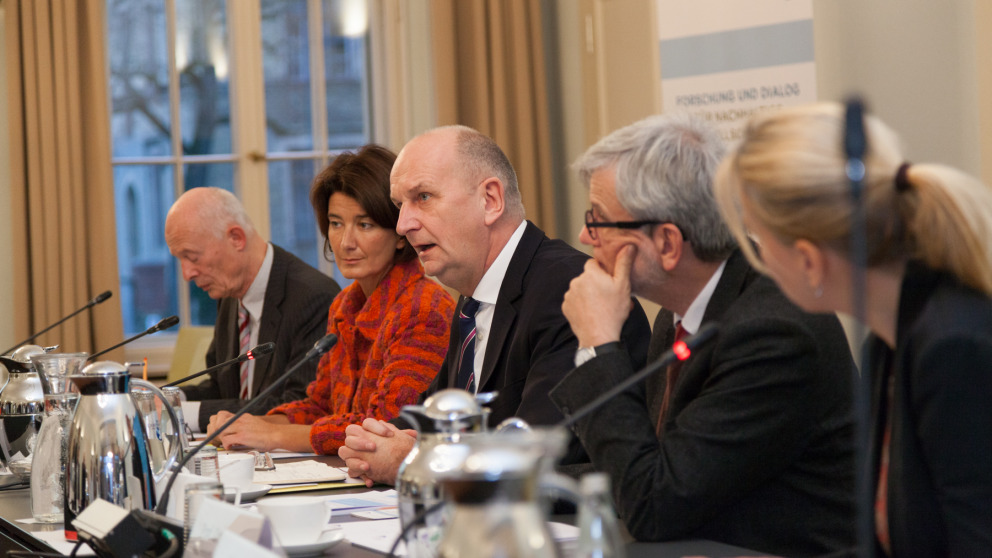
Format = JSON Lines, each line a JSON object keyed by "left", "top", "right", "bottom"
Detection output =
{"left": 657, "top": 0, "right": 816, "bottom": 142}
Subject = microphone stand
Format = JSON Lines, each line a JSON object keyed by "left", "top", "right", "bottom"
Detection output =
{"left": 2, "top": 290, "right": 113, "bottom": 355}
{"left": 163, "top": 342, "right": 276, "bottom": 388}
{"left": 844, "top": 96, "right": 874, "bottom": 558}
{"left": 559, "top": 323, "right": 719, "bottom": 428}
{"left": 153, "top": 333, "right": 338, "bottom": 516}
{"left": 87, "top": 315, "right": 179, "bottom": 361}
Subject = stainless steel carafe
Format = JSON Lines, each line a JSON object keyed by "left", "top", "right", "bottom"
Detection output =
{"left": 435, "top": 428, "right": 575, "bottom": 558}
{"left": 396, "top": 389, "right": 492, "bottom": 557}
{"left": 63, "top": 361, "right": 182, "bottom": 538}
{"left": 0, "top": 345, "right": 48, "bottom": 479}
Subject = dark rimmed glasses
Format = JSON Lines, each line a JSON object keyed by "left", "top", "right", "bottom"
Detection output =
{"left": 584, "top": 209, "right": 664, "bottom": 242}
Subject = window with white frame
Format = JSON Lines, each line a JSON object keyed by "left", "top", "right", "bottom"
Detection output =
{"left": 106, "top": 0, "right": 372, "bottom": 336}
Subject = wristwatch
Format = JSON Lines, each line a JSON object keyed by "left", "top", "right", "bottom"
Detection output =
{"left": 573, "top": 341, "right": 623, "bottom": 367}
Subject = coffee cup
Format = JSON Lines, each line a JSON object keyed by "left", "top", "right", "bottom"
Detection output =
{"left": 217, "top": 453, "right": 255, "bottom": 489}
{"left": 256, "top": 496, "right": 333, "bottom": 546}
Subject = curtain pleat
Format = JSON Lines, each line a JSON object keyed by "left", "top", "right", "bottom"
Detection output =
{"left": 5, "top": 0, "right": 124, "bottom": 358}
{"left": 431, "top": 0, "right": 558, "bottom": 236}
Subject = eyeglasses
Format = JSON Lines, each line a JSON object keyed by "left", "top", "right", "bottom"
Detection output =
{"left": 584, "top": 209, "right": 664, "bottom": 242}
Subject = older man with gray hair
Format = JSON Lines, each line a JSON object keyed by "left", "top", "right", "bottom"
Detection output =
{"left": 549, "top": 113, "right": 857, "bottom": 556}
{"left": 165, "top": 187, "right": 340, "bottom": 432}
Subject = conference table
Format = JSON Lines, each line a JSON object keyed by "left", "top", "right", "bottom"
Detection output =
{"left": 0, "top": 457, "right": 769, "bottom": 557}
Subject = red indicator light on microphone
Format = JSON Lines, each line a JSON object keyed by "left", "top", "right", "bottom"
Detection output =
{"left": 246, "top": 352, "right": 255, "bottom": 361}
{"left": 673, "top": 341, "right": 691, "bottom": 361}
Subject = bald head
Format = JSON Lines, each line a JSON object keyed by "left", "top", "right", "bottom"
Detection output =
{"left": 390, "top": 126, "right": 527, "bottom": 295}
{"left": 165, "top": 187, "right": 266, "bottom": 300}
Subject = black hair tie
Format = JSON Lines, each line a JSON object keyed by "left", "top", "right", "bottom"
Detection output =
{"left": 895, "top": 162, "right": 912, "bottom": 192}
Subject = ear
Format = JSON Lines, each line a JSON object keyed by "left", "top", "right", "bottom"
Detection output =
{"left": 653, "top": 223, "right": 686, "bottom": 272}
{"left": 480, "top": 177, "right": 507, "bottom": 226}
{"left": 793, "top": 239, "right": 825, "bottom": 290}
{"left": 395, "top": 235, "right": 407, "bottom": 252}
{"left": 226, "top": 225, "right": 248, "bottom": 251}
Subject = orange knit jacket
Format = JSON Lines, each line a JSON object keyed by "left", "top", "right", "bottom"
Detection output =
{"left": 269, "top": 258, "right": 454, "bottom": 454}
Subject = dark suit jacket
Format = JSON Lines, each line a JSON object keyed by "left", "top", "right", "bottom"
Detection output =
{"left": 866, "top": 261, "right": 992, "bottom": 557}
{"left": 550, "top": 250, "right": 857, "bottom": 557}
{"left": 396, "top": 221, "right": 651, "bottom": 466}
{"left": 182, "top": 245, "right": 340, "bottom": 430}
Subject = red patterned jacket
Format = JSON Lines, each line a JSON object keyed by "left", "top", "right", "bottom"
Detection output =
{"left": 269, "top": 258, "right": 454, "bottom": 454}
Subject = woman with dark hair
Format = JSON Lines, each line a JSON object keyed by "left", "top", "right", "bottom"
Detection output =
{"left": 714, "top": 103, "right": 992, "bottom": 556}
{"left": 208, "top": 144, "right": 454, "bottom": 454}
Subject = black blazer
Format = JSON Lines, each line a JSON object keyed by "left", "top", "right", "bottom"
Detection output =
{"left": 866, "top": 262, "right": 992, "bottom": 557}
{"left": 550, "top": 250, "right": 857, "bottom": 557}
{"left": 182, "top": 245, "right": 340, "bottom": 430}
{"left": 401, "top": 221, "right": 651, "bottom": 466}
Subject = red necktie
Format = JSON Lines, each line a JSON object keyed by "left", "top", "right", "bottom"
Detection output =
{"left": 238, "top": 304, "right": 251, "bottom": 400}
{"left": 657, "top": 322, "right": 687, "bottom": 435}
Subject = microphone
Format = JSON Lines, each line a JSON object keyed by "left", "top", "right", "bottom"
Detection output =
{"left": 162, "top": 342, "right": 276, "bottom": 388}
{"left": 87, "top": 315, "right": 180, "bottom": 361}
{"left": 559, "top": 323, "right": 719, "bottom": 428}
{"left": 844, "top": 96, "right": 874, "bottom": 558}
{"left": 2, "top": 290, "right": 113, "bottom": 355}
{"left": 153, "top": 333, "right": 338, "bottom": 516}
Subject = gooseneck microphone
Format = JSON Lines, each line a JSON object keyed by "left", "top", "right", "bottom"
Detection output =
{"left": 154, "top": 333, "right": 338, "bottom": 516}
{"left": 2, "top": 290, "right": 113, "bottom": 355}
{"left": 559, "top": 323, "right": 719, "bottom": 428}
{"left": 87, "top": 315, "right": 180, "bottom": 361}
{"left": 163, "top": 342, "right": 276, "bottom": 388}
{"left": 844, "top": 96, "right": 874, "bottom": 558}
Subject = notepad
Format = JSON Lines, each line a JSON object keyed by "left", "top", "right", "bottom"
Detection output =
{"left": 252, "top": 460, "right": 347, "bottom": 485}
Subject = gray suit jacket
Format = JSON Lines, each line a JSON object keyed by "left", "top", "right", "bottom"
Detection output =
{"left": 550, "top": 250, "right": 857, "bottom": 556}
{"left": 182, "top": 245, "right": 340, "bottom": 430}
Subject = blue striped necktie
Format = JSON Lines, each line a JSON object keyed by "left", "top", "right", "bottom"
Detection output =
{"left": 456, "top": 298, "right": 481, "bottom": 392}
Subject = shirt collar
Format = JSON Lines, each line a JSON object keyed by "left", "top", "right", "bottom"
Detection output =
{"left": 674, "top": 259, "right": 727, "bottom": 335}
{"left": 240, "top": 243, "right": 273, "bottom": 318}
{"left": 471, "top": 221, "right": 527, "bottom": 305}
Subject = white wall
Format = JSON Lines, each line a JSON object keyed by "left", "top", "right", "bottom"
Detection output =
{"left": 813, "top": 0, "right": 982, "bottom": 174}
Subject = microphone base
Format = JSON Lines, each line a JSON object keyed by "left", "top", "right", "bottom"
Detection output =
{"left": 73, "top": 501, "right": 184, "bottom": 558}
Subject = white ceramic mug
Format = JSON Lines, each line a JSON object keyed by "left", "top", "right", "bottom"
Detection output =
{"left": 256, "top": 496, "right": 333, "bottom": 546}
{"left": 217, "top": 453, "right": 255, "bottom": 489}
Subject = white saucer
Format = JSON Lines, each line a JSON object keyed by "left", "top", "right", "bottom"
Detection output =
{"left": 280, "top": 529, "right": 345, "bottom": 556}
{"left": 223, "top": 483, "right": 272, "bottom": 502}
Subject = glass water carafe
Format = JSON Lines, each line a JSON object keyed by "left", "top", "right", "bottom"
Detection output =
{"left": 30, "top": 393, "right": 79, "bottom": 523}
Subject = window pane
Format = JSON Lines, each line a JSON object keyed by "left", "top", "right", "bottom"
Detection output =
{"left": 107, "top": 0, "right": 171, "bottom": 157}
{"left": 113, "top": 164, "right": 178, "bottom": 334}
{"left": 262, "top": 0, "right": 314, "bottom": 152}
{"left": 176, "top": 0, "right": 232, "bottom": 155}
{"left": 324, "top": 0, "right": 370, "bottom": 148}
{"left": 267, "top": 159, "right": 321, "bottom": 269}
{"left": 182, "top": 166, "right": 235, "bottom": 327}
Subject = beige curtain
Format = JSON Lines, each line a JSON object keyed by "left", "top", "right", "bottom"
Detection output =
{"left": 5, "top": 0, "right": 124, "bottom": 357}
{"left": 431, "top": 0, "right": 558, "bottom": 236}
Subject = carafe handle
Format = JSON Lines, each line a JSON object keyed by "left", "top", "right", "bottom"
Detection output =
{"left": 130, "top": 379, "right": 182, "bottom": 485}
{"left": 539, "top": 472, "right": 581, "bottom": 507}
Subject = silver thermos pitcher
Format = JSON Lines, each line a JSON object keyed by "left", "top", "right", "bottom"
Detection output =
{"left": 63, "top": 361, "right": 181, "bottom": 539}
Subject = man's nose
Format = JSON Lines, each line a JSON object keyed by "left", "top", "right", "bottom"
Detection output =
{"left": 181, "top": 261, "right": 197, "bottom": 281}
{"left": 396, "top": 205, "right": 417, "bottom": 236}
{"left": 578, "top": 223, "right": 596, "bottom": 246}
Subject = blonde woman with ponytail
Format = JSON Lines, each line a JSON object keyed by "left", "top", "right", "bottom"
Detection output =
{"left": 714, "top": 102, "right": 992, "bottom": 557}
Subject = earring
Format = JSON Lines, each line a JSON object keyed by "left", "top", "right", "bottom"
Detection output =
{"left": 813, "top": 284, "right": 823, "bottom": 298}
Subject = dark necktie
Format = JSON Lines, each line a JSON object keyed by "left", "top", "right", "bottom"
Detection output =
{"left": 456, "top": 298, "right": 481, "bottom": 392}
{"left": 657, "top": 321, "right": 687, "bottom": 434}
{"left": 238, "top": 303, "right": 251, "bottom": 400}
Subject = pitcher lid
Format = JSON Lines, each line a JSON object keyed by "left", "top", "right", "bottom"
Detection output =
{"left": 80, "top": 361, "right": 128, "bottom": 375}
{"left": 422, "top": 389, "right": 483, "bottom": 421}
